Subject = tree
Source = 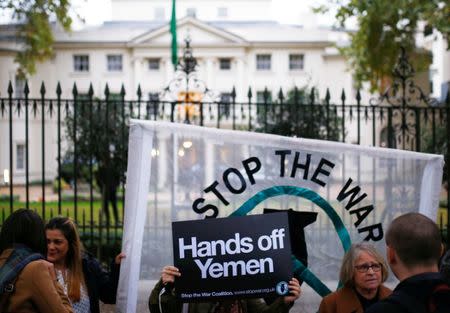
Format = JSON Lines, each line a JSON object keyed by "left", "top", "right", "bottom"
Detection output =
{"left": 314, "top": 0, "right": 449, "bottom": 92}
{"left": 64, "top": 86, "right": 129, "bottom": 225}
{"left": 256, "top": 86, "right": 342, "bottom": 141}
{"left": 1, "top": 0, "right": 73, "bottom": 77}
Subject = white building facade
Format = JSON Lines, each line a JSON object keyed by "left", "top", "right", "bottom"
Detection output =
{"left": 0, "top": 0, "right": 437, "bottom": 187}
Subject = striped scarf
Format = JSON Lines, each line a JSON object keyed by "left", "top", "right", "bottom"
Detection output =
{"left": 0, "top": 245, "right": 44, "bottom": 294}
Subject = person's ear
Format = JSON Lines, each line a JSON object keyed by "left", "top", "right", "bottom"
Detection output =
{"left": 387, "top": 245, "right": 396, "bottom": 265}
{"left": 440, "top": 243, "right": 445, "bottom": 257}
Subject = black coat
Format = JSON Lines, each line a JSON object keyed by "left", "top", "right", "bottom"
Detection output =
{"left": 82, "top": 253, "right": 120, "bottom": 313}
{"left": 366, "top": 272, "right": 450, "bottom": 313}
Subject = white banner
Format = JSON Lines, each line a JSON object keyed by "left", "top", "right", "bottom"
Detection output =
{"left": 116, "top": 120, "right": 444, "bottom": 313}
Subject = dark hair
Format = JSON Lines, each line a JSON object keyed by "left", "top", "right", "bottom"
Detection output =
{"left": 386, "top": 212, "right": 441, "bottom": 267}
{"left": 0, "top": 208, "right": 47, "bottom": 255}
{"left": 45, "top": 216, "right": 85, "bottom": 301}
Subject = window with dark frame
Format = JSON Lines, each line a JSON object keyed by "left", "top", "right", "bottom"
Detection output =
{"left": 219, "top": 58, "right": 231, "bottom": 70}
{"left": 107, "top": 54, "right": 123, "bottom": 71}
{"left": 256, "top": 54, "right": 271, "bottom": 70}
{"left": 148, "top": 58, "right": 160, "bottom": 70}
{"left": 186, "top": 8, "right": 196, "bottom": 17}
{"left": 148, "top": 92, "right": 160, "bottom": 102}
{"left": 16, "top": 143, "right": 25, "bottom": 170}
{"left": 73, "top": 55, "right": 89, "bottom": 72}
{"left": 147, "top": 92, "right": 160, "bottom": 116}
{"left": 289, "top": 54, "right": 304, "bottom": 70}
{"left": 219, "top": 92, "right": 232, "bottom": 118}
{"left": 15, "top": 75, "right": 25, "bottom": 98}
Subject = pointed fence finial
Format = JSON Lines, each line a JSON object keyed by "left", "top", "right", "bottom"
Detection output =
{"left": 56, "top": 82, "right": 62, "bottom": 96}
{"left": 72, "top": 83, "right": 78, "bottom": 97}
{"left": 88, "top": 83, "right": 94, "bottom": 98}
{"left": 40, "top": 82, "right": 46, "bottom": 96}
{"left": 7, "top": 81, "right": 13, "bottom": 96}
{"left": 341, "top": 88, "right": 346, "bottom": 103}
{"left": 120, "top": 83, "right": 126, "bottom": 98}
{"left": 104, "top": 83, "right": 110, "bottom": 98}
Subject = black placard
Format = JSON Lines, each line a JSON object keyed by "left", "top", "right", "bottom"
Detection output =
{"left": 172, "top": 212, "right": 292, "bottom": 301}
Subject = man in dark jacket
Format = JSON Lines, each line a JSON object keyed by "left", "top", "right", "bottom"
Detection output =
{"left": 366, "top": 213, "right": 450, "bottom": 313}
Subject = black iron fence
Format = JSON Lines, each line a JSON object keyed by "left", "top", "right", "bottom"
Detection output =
{"left": 1, "top": 51, "right": 449, "bottom": 263}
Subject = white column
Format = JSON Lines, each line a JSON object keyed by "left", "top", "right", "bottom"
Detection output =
{"left": 235, "top": 57, "right": 245, "bottom": 102}
{"left": 133, "top": 57, "right": 144, "bottom": 97}
{"left": 165, "top": 57, "right": 173, "bottom": 86}
{"left": 205, "top": 58, "right": 215, "bottom": 90}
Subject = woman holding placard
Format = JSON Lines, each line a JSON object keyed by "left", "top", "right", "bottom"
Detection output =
{"left": 149, "top": 265, "right": 301, "bottom": 313}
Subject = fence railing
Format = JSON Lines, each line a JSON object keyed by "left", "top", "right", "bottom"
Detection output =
{"left": 1, "top": 81, "right": 449, "bottom": 262}
{"left": 2, "top": 47, "right": 450, "bottom": 262}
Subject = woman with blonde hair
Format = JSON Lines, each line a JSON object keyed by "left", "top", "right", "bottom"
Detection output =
{"left": 318, "top": 242, "right": 392, "bottom": 313}
{"left": 45, "top": 217, "right": 125, "bottom": 313}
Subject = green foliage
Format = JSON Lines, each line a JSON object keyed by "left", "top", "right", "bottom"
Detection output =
{"left": 316, "top": 0, "right": 449, "bottom": 92}
{"left": 1, "top": 0, "right": 73, "bottom": 77}
{"left": 256, "top": 87, "right": 342, "bottom": 141}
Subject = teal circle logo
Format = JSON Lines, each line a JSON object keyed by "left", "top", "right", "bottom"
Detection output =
{"left": 228, "top": 185, "right": 352, "bottom": 297}
{"left": 275, "top": 281, "right": 289, "bottom": 295}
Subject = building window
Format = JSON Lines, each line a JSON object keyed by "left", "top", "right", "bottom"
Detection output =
{"left": 149, "top": 92, "right": 160, "bottom": 101}
{"left": 256, "top": 90, "right": 272, "bottom": 103}
{"left": 186, "top": 8, "right": 196, "bottom": 18}
{"left": 217, "top": 7, "right": 228, "bottom": 18}
{"left": 219, "top": 58, "right": 231, "bottom": 70}
{"left": 147, "top": 93, "right": 160, "bottom": 116}
{"left": 256, "top": 54, "right": 271, "bottom": 70}
{"left": 16, "top": 143, "right": 25, "bottom": 170}
{"left": 107, "top": 54, "right": 123, "bottom": 72}
{"left": 289, "top": 54, "right": 304, "bottom": 70}
{"left": 154, "top": 7, "right": 165, "bottom": 20}
{"left": 73, "top": 55, "right": 89, "bottom": 72}
{"left": 219, "top": 93, "right": 232, "bottom": 118}
{"left": 15, "top": 75, "right": 26, "bottom": 98}
{"left": 148, "top": 58, "right": 160, "bottom": 70}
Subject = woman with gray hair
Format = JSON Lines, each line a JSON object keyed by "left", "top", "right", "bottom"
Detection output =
{"left": 318, "top": 242, "right": 392, "bottom": 313}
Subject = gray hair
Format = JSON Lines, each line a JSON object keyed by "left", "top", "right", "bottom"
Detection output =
{"left": 339, "top": 242, "right": 388, "bottom": 287}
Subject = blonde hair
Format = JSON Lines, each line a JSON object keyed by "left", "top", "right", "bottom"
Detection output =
{"left": 339, "top": 242, "right": 388, "bottom": 287}
{"left": 46, "top": 217, "right": 85, "bottom": 302}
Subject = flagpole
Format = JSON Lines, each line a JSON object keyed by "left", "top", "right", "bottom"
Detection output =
{"left": 170, "top": 0, "right": 178, "bottom": 69}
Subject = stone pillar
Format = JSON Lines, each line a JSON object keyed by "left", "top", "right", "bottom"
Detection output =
{"left": 235, "top": 57, "right": 245, "bottom": 102}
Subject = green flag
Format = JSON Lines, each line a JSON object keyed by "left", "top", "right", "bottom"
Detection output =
{"left": 170, "top": 0, "right": 177, "bottom": 68}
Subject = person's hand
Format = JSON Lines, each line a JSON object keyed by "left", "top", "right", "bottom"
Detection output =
{"left": 115, "top": 252, "right": 126, "bottom": 265}
{"left": 283, "top": 278, "right": 301, "bottom": 304}
{"left": 161, "top": 265, "right": 181, "bottom": 285}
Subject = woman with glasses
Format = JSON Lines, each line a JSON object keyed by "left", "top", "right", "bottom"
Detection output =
{"left": 318, "top": 243, "right": 392, "bottom": 313}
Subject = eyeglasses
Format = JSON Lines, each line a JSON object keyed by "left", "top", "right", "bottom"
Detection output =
{"left": 354, "top": 263, "right": 382, "bottom": 273}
